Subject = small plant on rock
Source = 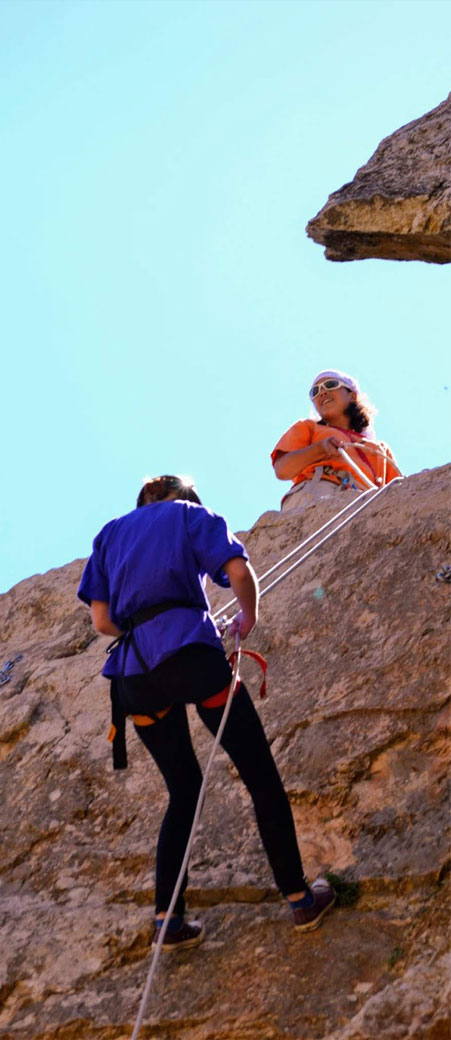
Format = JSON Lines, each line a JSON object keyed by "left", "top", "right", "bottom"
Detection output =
{"left": 325, "top": 871, "right": 359, "bottom": 906}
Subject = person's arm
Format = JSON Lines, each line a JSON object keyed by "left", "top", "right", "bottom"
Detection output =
{"left": 223, "top": 557, "right": 259, "bottom": 639}
{"left": 273, "top": 436, "right": 349, "bottom": 480}
{"left": 91, "top": 600, "right": 123, "bottom": 637}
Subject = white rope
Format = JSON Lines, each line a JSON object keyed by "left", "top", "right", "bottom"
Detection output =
{"left": 214, "top": 477, "right": 404, "bottom": 621}
{"left": 250, "top": 476, "right": 405, "bottom": 599}
{"left": 337, "top": 442, "right": 402, "bottom": 485}
{"left": 214, "top": 458, "right": 403, "bottom": 621}
{"left": 338, "top": 447, "right": 377, "bottom": 490}
{"left": 212, "top": 486, "right": 378, "bottom": 620}
{"left": 255, "top": 476, "right": 403, "bottom": 600}
{"left": 338, "top": 442, "right": 402, "bottom": 485}
{"left": 340, "top": 442, "right": 397, "bottom": 463}
{"left": 341, "top": 443, "right": 403, "bottom": 483}
{"left": 130, "top": 635, "right": 242, "bottom": 1040}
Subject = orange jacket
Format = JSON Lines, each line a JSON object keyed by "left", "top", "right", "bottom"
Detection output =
{"left": 271, "top": 419, "right": 400, "bottom": 489}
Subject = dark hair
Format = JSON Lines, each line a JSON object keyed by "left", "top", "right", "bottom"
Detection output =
{"left": 344, "top": 399, "right": 372, "bottom": 434}
{"left": 318, "top": 392, "right": 374, "bottom": 434}
{"left": 136, "top": 474, "right": 202, "bottom": 508}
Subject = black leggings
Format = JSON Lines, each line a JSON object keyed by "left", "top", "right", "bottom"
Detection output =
{"left": 119, "top": 644, "right": 306, "bottom": 915}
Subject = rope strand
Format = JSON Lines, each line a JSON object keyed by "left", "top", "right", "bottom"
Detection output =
{"left": 256, "top": 477, "right": 403, "bottom": 601}
{"left": 214, "top": 454, "right": 403, "bottom": 621}
{"left": 338, "top": 447, "right": 376, "bottom": 490}
{"left": 212, "top": 485, "right": 379, "bottom": 620}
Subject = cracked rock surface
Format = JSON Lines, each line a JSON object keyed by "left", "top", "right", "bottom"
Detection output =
{"left": 306, "top": 94, "right": 451, "bottom": 263}
{"left": 0, "top": 465, "right": 450, "bottom": 1038}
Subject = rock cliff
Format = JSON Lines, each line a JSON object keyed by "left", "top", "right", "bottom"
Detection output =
{"left": 0, "top": 465, "right": 450, "bottom": 1039}
{"left": 306, "top": 95, "right": 451, "bottom": 263}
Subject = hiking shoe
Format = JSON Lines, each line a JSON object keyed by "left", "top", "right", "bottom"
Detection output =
{"left": 292, "top": 879, "right": 335, "bottom": 933}
{"left": 151, "top": 919, "right": 205, "bottom": 952}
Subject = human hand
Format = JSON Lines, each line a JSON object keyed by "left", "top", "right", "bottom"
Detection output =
{"left": 229, "top": 610, "right": 256, "bottom": 640}
{"left": 320, "top": 435, "right": 347, "bottom": 459}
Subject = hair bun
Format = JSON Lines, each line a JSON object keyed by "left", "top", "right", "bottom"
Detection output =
{"left": 136, "top": 475, "right": 202, "bottom": 508}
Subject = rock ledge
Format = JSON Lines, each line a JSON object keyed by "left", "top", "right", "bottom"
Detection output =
{"left": 306, "top": 94, "right": 451, "bottom": 263}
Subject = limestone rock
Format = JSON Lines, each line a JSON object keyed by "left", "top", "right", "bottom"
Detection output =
{"left": 328, "top": 953, "right": 451, "bottom": 1040}
{"left": 0, "top": 465, "right": 450, "bottom": 1038}
{"left": 306, "top": 95, "right": 451, "bottom": 263}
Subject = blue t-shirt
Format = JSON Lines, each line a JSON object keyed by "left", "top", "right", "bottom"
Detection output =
{"left": 77, "top": 500, "right": 248, "bottom": 677}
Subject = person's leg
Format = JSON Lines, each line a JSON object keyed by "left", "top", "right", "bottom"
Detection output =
{"left": 197, "top": 684, "right": 307, "bottom": 898}
{"left": 134, "top": 703, "right": 202, "bottom": 919}
{"left": 198, "top": 685, "right": 335, "bottom": 930}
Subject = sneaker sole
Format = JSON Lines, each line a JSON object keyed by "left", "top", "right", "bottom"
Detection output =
{"left": 151, "top": 925, "right": 205, "bottom": 952}
{"left": 294, "top": 895, "right": 336, "bottom": 933}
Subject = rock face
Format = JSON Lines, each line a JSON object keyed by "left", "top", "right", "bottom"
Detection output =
{"left": 306, "top": 95, "right": 451, "bottom": 263}
{"left": 0, "top": 465, "right": 450, "bottom": 1039}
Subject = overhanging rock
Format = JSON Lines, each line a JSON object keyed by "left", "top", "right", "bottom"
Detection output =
{"left": 306, "top": 94, "right": 451, "bottom": 263}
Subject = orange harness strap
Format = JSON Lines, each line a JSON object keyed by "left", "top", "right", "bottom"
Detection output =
{"left": 108, "top": 706, "right": 172, "bottom": 741}
{"left": 202, "top": 649, "right": 268, "bottom": 708}
{"left": 201, "top": 679, "right": 241, "bottom": 709}
{"left": 130, "top": 708, "right": 172, "bottom": 727}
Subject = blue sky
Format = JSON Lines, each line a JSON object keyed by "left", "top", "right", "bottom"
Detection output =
{"left": 1, "top": 0, "right": 450, "bottom": 593}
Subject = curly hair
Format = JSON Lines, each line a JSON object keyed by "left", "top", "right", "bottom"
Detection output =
{"left": 344, "top": 398, "right": 373, "bottom": 434}
{"left": 318, "top": 392, "right": 376, "bottom": 434}
{"left": 136, "top": 475, "right": 202, "bottom": 508}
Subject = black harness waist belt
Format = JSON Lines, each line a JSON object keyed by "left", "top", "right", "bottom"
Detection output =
{"left": 106, "top": 600, "right": 203, "bottom": 656}
{"left": 129, "top": 600, "right": 198, "bottom": 627}
{"left": 107, "top": 599, "right": 204, "bottom": 674}
{"left": 124, "top": 600, "right": 204, "bottom": 677}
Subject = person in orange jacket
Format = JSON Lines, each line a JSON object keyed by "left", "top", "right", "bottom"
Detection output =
{"left": 271, "top": 369, "right": 400, "bottom": 512}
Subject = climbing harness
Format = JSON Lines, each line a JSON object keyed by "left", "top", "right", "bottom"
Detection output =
{"left": 106, "top": 600, "right": 204, "bottom": 768}
{"left": 130, "top": 463, "right": 405, "bottom": 1038}
{"left": 0, "top": 653, "right": 23, "bottom": 688}
{"left": 280, "top": 440, "right": 400, "bottom": 504}
{"left": 107, "top": 647, "right": 267, "bottom": 769}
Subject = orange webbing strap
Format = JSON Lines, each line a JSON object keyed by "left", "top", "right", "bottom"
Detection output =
{"left": 131, "top": 708, "right": 172, "bottom": 727}
{"left": 230, "top": 649, "right": 268, "bottom": 699}
{"left": 108, "top": 706, "right": 171, "bottom": 741}
{"left": 202, "top": 649, "right": 268, "bottom": 708}
{"left": 201, "top": 679, "right": 241, "bottom": 709}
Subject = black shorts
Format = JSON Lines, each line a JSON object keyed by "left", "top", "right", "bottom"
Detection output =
{"left": 117, "top": 642, "right": 233, "bottom": 717}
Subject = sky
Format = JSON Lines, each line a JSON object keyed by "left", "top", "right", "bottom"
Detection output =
{"left": 1, "top": 0, "right": 450, "bottom": 595}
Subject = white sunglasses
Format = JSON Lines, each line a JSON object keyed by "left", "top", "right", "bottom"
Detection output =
{"left": 309, "top": 378, "right": 350, "bottom": 400}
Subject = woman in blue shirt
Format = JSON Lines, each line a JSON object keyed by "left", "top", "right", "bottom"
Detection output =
{"left": 78, "top": 474, "right": 334, "bottom": 950}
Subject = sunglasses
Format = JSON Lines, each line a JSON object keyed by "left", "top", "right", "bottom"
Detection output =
{"left": 309, "top": 378, "right": 349, "bottom": 400}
